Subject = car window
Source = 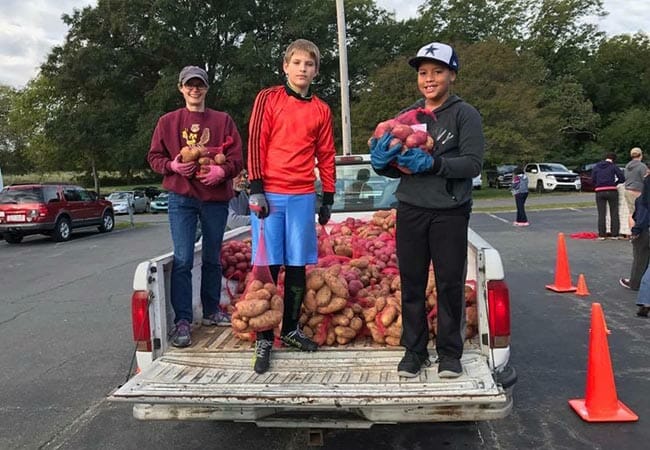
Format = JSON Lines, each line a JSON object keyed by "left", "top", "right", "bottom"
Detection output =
{"left": 539, "top": 164, "right": 569, "bottom": 172}
{"left": 76, "top": 188, "right": 91, "bottom": 201}
{"left": 0, "top": 187, "right": 45, "bottom": 204}
{"left": 63, "top": 188, "right": 81, "bottom": 201}
{"left": 317, "top": 162, "right": 398, "bottom": 212}
{"left": 108, "top": 192, "right": 128, "bottom": 200}
{"left": 42, "top": 186, "right": 59, "bottom": 202}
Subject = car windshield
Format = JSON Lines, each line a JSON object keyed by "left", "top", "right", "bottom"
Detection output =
{"left": 154, "top": 193, "right": 168, "bottom": 200}
{"left": 108, "top": 192, "right": 130, "bottom": 201}
{"left": 539, "top": 164, "right": 570, "bottom": 173}
{"left": 317, "top": 162, "right": 398, "bottom": 212}
{"left": 498, "top": 165, "right": 518, "bottom": 172}
{"left": 0, "top": 187, "right": 44, "bottom": 204}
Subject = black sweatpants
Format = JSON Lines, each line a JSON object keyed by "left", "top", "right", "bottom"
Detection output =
{"left": 396, "top": 202, "right": 469, "bottom": 360}
{"left": 596, "top": 190, "right": 619, "bottom": 237}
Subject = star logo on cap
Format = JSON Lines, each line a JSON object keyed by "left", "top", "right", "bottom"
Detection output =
{"left": 424, "top": 45, "right": 438, "bottom": 56}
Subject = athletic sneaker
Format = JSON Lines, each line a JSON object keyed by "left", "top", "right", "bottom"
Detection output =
{"left": 397, "top": 350, "right": 431, "bottom": 378}
{"left": 619, "top": 278, "right": 632, "bottom": 290}
{"left": 281, "top": 327, "right": 318, "bottom": 352}
{"left": 202, "top": 309, "right": 231, "bottom": 326}
{"left": 253, "top": 339, "right": 273, "bottom": 374}
{"left": 437, "top": 356, "right": 463, "bottom": 378}
{"left": 637, "top": 305, "right": 650, "bottom": 318}
{"left": 171, "top": 320, "right": 191, "bottom": 348}
{"left": 597, "top": 236, "right": 606, "bottom": 241}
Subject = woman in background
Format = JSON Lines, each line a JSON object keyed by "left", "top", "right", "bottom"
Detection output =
{"left": 511, "top": 166, "right": 529, "bottom": 226}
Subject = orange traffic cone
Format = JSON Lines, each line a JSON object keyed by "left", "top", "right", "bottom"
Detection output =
{"left": 568, "top": 303, "right": 638, "bottom": 422}
{"left": 545, "top": 232, "right": 577, "bottom": 292}
{"left": 576, "top": 274, "right": 590, "bottom": 296}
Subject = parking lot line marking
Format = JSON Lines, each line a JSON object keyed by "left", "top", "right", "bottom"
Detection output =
{"left": 487, "top": 213, "right": 510, "bottom": 224}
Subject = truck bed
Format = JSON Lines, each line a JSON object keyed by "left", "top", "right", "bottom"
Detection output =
{"left": 110, "top": 326, "right": 510, "bottom": 425}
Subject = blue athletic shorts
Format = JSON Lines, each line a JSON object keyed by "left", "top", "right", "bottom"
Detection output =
{"left": 250, "top": 193, "right": 317, "bottom": 266}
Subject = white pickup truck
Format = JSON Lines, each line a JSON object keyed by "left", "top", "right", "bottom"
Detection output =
{"left": 110, "top": 155, "right": 516, "bottom": 428}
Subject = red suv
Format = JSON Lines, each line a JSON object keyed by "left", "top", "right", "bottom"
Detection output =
{"left": 0, "top": 183, "right": 114, "bottom": 244}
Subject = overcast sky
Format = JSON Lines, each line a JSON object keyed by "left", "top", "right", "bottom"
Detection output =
{"left": 1, "top": 0, "right": 648, "bottom": 89}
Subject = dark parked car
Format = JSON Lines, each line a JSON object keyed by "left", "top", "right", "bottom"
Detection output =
{"left": 0, "top": 183, "right": 114, "bottom": 243}
{"left": 574, "top": 162, "right": 625, "bottom": 192}
{"left": 486, "top": 164, "right": 518, "bottom": 189}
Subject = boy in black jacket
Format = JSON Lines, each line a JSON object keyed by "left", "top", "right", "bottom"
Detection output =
{"left": 370, "top": 42, "right": 484, "bottom": 378}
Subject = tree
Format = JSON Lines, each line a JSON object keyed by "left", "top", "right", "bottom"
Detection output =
{"left": 599, "top": 108, "right": 650, "bottom": 160}
{"left": 579, "top": 33, "right": 650, "bottom": 123}
{"left": 418, "top": 0, "right": 531, "bottom": 45}
{"left": 524, "top": 0, "right": 606, "bottom": 78}
{"left": 0, "top": 85, "right": 24, "bottom": 174}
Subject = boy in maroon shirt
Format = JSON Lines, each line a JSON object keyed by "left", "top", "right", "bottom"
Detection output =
{"left": 148, "top": 65, "right": 243, "bottom": 347}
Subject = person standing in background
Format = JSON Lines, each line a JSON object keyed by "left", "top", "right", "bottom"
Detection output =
{"left": 621, "top": 173, "right": 650, "bottom": 290}
{"left": 511, "top": 166, "right": 529, "bottom": 226}
{"left": 623, "top": 147, "right": 647, "bottom": 228}
{"left": 591, "top": 152, "right": 625, "bottom": 240}
{"left": 227, "top": 169, "right": 251, "bottom": 230}
{"left": 148, "top": 65, "right": 243, "bottom": 347}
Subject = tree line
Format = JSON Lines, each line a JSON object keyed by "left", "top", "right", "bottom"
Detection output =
{"left": 1, "top": 0, "right": 650, "bottom": 192}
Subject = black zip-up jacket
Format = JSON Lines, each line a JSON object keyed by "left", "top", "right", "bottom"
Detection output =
{"left": 375, "top": 95, "right": 484, "bottom": 211}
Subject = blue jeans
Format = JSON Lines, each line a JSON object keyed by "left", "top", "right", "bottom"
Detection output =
{"left": 168, "top": 192, "right": 228, "bottom": 324}
{"left": 637, "top": 264, "right": 650, "bottom": 307}
{"left": 514, "top": 192, "right": 528, "bottom": 223}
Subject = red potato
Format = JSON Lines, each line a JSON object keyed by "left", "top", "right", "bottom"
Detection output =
{"left": 390, "top": 124, "right": 413, "bottom": 141}
{"left": 423, "top": 135, "right": 435, "bottom": 151}
{"left": 372, "top": 119, "right": 397, "bottom": 139}
{"left": 405, "top": 130, "right": 429, "bottom": 148}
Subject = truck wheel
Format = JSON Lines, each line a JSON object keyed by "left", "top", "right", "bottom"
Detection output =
{"left": 52, "top": 217, "right": 72, "bottom": 242}
{"left": 536, "top": 180, "right": 545, "bottom": 193}
{"left": 4, "top": 233, "right": 23, "bottom": 244}
{"left": 98, "top": 211, "right": 115, "bottom": 233}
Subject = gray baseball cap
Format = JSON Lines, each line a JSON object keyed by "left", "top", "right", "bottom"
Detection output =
{"left": 178, "top": 66, "right": 209, "bottom": 86}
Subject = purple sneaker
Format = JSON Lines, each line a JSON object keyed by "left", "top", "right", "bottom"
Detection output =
{"left": 171, "top": 319, "right": 191, "bottom": 347}
{"left": 202, "top": 309, "right": 231, "bottom": 326}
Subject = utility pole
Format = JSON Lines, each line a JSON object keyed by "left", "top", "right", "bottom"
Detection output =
{"left": 335, "top": 0, "right": 352, "bottom": 155}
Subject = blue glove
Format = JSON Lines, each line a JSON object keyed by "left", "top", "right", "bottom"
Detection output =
{"left": 248, "top": 193, "right": 269, "bottom": 219}
{"left": 396, "top": 148, "right": 434, "bottom": 174}
{"left": 370, "top": 133, "right": 402, "bottom": 170}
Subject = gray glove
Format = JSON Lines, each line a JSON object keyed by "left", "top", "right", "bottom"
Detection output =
{"left": 248, "top": 193, "right": 269, "bottom": 219}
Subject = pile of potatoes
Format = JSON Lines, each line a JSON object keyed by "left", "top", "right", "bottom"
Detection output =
{"left": 225, "top": 211, "right": 481, "bottom": 346}
{"left": 231, "top": 280, "right": 283, "bottom": 335}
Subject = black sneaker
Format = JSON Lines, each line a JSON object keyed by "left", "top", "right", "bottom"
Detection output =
{"left": 253, "top": 339, "right": 273, "bottom": 374}
{"left": 397, "top": 350, "right": 431, "bottom": 378}
{"left": 280, "top": 327, "right": 318, "bottom": 352}
{"left": 619, "top": 278, "right": 632, "bottom": 290}
{"left": 170, "top": 320, "right": 191, "bottom": 348}
{"left": 437, "top": 356, "right": 463, "bottom": 378}
{"left": 636, "top": 305, "right": 650, "bottom": 318}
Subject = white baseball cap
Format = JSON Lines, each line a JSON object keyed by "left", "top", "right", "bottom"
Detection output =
{"left": 408, "top": 42, "right": 459, "bottom": 72}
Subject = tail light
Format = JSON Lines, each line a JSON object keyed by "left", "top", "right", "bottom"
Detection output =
{"left": 131, "top": 290, "right": 152, "bottom": 352}
{"left": 487, "top": 280, "right": 511, "bottom": 348}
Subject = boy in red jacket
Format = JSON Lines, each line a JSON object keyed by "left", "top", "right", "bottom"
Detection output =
{"left": 247, "top": 39, "right": 336, "bottom": 374}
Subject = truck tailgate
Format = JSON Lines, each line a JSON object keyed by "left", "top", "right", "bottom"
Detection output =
{"left": 110, "top": 327, "right": 511, "bottom": 425}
